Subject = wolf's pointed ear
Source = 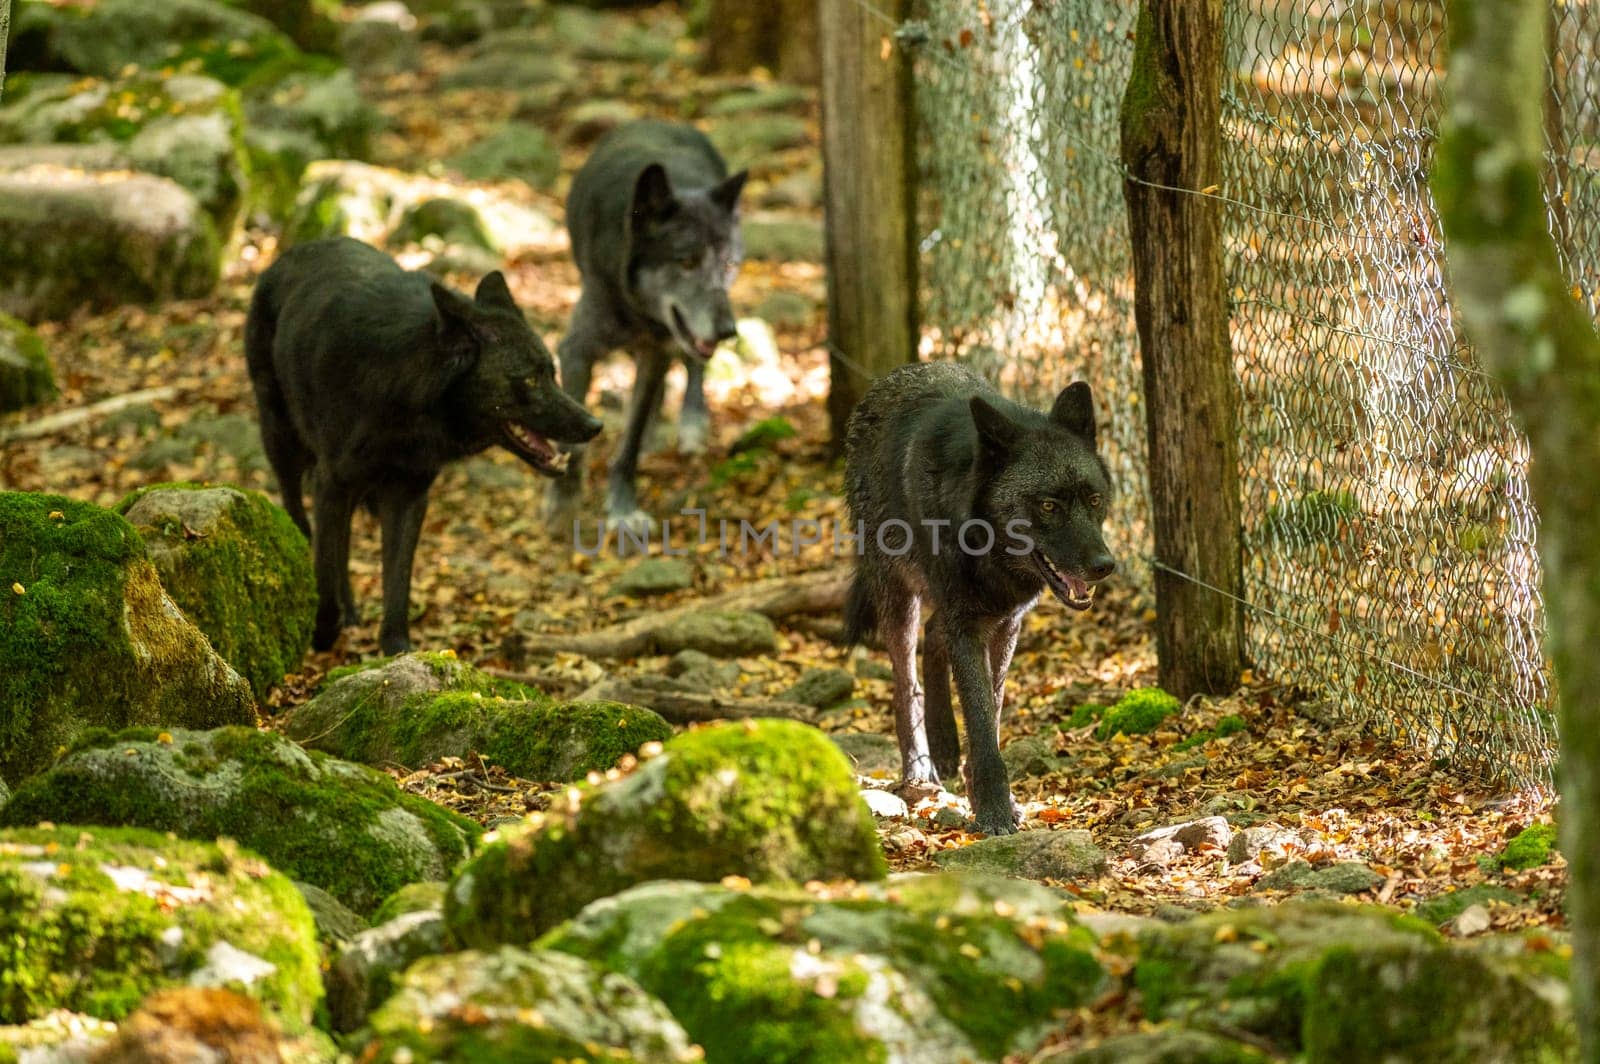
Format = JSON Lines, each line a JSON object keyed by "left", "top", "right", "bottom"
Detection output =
{"left": 1050, "top": 381, "right": 1096, "bottom": 443}
{"left": 970, "top": 396, "right": 1022, "bottom": 455}
{"left": 632, "top": 163, "right": 677, "bottom": 223}
{"left": 709, "top": 169, "right": 748, "bottom": 214}
{"left": 430, "top": 280, "right": 482, "bottom": 367}
{"left": 474, "top": 270, "right": 517, "bottom": 310}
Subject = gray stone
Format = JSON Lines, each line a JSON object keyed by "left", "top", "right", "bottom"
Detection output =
{"left": 448, "top": 122, "right": 559, "bottom": 188}
{"left": 129, "top": 434, "right": 200, "bottom": 471}
{"left": 246, "top": 69, "right": 383, "bottom": 161}
{"left": 1131, "top": 817, "right": 1233, "bottom": 861}
{"left": 561, "top": 98, "right": 642, "bottom": 144}
{"left": 703, "top": 84, "right": 809, "bottom": 116}
{"left": 441, "top": 48, "right": 577, "bottom": 90}
{"left": 1255, "top": 860, "right": 1382, "bottom": 895}
{"left": 295, "top": 880, "right": 368, "bottom": 948}
{"left": 780, "top": 667, "right": 855, "bottom": 709}
{"left": 666, "top": 648, "right": 740, "bottom": 689}
{"left": 1064, "top": 1029, "right": 1273, "bottom": 1063}
{"left": 754, "top": 290, "right": 814, "bottom": 329}
{"left": 934, "top": 829, "right": 1107, "bottom": 882}
{"left": 612, "top": 556, "right": 694, "bottom": 598}
{"left": 709, "top": 113, "right": 809, "bottom": 166}
{"left": 830, "top": 731, "right": 900, "bottom": 777}
{"left": 326, "top": 909, "right": 449, "bottom": 1032}
{"left": 653, "top": 608, "right": 777, "bottom": 656}
{"left": 389, "top": 197, "right": 495, "bottom": 251}
{"left": 1226, "top": 822, "right": 1300, "bottom": 864}
{"left": 1000, "top": 734, "right": 1059, "bottom": 780}
{"left": 853, "top": 655, "right": 895, "bottom": 682}
{"left": 342, "top": 2, "right": 420, "bottom": 74}
{"left": 0, "top": 170, "right": 219, "bottom": 322}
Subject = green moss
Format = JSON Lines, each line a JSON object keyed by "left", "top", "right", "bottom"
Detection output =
{"left": 0, "top": 727, "right": 478, "bottom": 916}
{"left": 114, "top": 483, "right": 314, "bottom": 698}
{"left": 1174, "top": 714, "right": 1248, "bottom": 752}
{"left": 0, "top": 824, "right": 320, "bottom": 1029}
{"left": 371, "top": 881, "right": 446, "bottom": 927}
{"left": 1498, "top": 823, "right": 1557, "bottom": 870}
{"left": 388, "top": 197, "right": 494, "bottom": 251}
{"left": 1095, "top": 688, "right": 1180, "bottom": 739}
{"left": 0, "top": 315, "right": 57, "bottom": 413}
{"left": 1413, "top": 883, "right": 1522, "bottom": 926}
{"left": 447, "top": 720, "right": 887, "bottom": 945}
{"left": 730, "top": 416, "right": 798, "bottom": 455}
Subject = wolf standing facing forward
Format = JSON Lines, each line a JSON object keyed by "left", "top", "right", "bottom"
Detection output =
{"left": 545, "top": 119, "right": 748, "bottom": 530}
{"left": 246, "top": 237, "right": 602, "bottom": 655}
{"left": 844, "top": 362, "right": 1116, "bottom": 835}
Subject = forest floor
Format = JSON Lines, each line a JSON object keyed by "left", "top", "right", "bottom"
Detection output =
{"left": 0, "top": 0, "right": 1564, "bottom": 996}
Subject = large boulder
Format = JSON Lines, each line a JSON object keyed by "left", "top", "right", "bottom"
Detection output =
{"left": 0, "top": 168, "right": 220, "bottom": 322}
{"left": 447, "top": 122, "right": 559, "bottom": 188}
{"left": 0, "top": 494, "right": 253, "bottom": 784}
{"left": 0, "top": 313, "right": 56, "bottom": 413}
{"left": 8, "top": 0, "right": 296, "bottom": 80}
{"left": 0, "top": 73, "right": 249, "bottom": 232}
{"left": 114, "top": 483, "right": 315, "bottom": 698}
{"left": 542, "top": 874, "right": 1107, "bottom": 1063}
{"left": 0, "top": 726, "right": 478, "bottom": 917}
{"left": 284, "top": 159, "right": 555, "bottom": 252}
{"left": 446, "top": 719, "right": 887, "bottom": 944}
{"left": 325, "top": 909, "right": 448, "bottom": 1033}
{"left": 934, "top": 829, "right": 1107, "bottom": 882}
{"left": 1134, "top": 903, "right": 1574, "bottom": 1061}
{"left": 359, "top": 946, "right": 695, "bottom": 1062}
{"left": 0, "top": 825, "right": 321, "bottom": 1029}
{"left": 283, "top": 651, "right": 673, "bottom": 781}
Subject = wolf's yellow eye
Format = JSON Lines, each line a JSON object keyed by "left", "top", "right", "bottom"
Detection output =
{"left": 1088, "top": 494, "right": 1103, "bottom": 509}
{"left": 1040, "top": 500, "right": 1057, "bottom": 514}
{"left": 680, "top": 255, "right": 700, "bottom": 270}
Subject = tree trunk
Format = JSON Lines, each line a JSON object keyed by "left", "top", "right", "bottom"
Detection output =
{"left": 1435, "top": 2, "right": 1600, "bottom": 1057}
{"left": 820, "top": 0, "right": 918, "bottom": 450}
{"left": 0, "top": 0, "right": 11, "bottom": 104}
{"left": 702, "top": 0, "right": 819, "bottom": 86}
{"left": 1118, "top": 0, "right": 1244, "bottom": 697}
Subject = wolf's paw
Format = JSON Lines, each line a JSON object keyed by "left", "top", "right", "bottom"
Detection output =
{"left": 971, "top": 805, "right": 1023, "bottom": 837}
{"left": 311, "top": 619, "right": 342, "bottom": 653}
{"left": 543, "top": 488, "right": 580, "bottom": 528}
{"left": 606, "top": 507, "right": 655, "bottom": 538}
{"left": 677, "top": 416, "right": 709, "bottom": 456}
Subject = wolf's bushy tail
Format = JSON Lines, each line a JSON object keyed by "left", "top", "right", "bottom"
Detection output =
{"left": 842, "top": 569, "right": 876, "bottom": 648}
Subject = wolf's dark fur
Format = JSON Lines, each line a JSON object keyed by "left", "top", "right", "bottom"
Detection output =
{"left": 844, "top": 362, "right": 1115, "bottom": 835}
{"left": 546, "top": 119, "right": 748, "bottom": 528}
{"left": 246, "top": 237, "right": 602, "bottom": 655}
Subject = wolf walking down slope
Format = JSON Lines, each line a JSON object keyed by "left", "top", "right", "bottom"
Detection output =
{"left": 545, "top": 119, "right": 748, "bottom": 530}
{"left": 844, "top": 362, "right": 1116, "bottom": 835}
{"left": 247, "top": 237, "right": 602, "bottom": 656}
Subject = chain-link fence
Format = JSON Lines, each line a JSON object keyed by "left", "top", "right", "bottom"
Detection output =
{"left": 904, "top": 0, "right": 1584, "bottom": 788}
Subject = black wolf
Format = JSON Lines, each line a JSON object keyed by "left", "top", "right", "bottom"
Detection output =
{"left": 545, "top": 119, "right": 748, "bottom": 530}
{"left": 843, "top": 362, "right": 1115, "bottom": 835}
{"left": 246, "top": 237, "right": 602, "bottom": 655}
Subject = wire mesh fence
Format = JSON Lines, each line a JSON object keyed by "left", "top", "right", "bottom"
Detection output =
{"left": 905, "top": 0, "right": 1580, "bottom": 788}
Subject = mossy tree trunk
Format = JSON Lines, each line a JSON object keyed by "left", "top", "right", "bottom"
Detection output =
{"left": 1434, "top": 1, "right": 1600, "bottom": 1057}
{"left": 0, "top": 0, "right": 11, "bottom": 104}
{"left": 820, "top": 0, "right": 918, "bottom": 448}
{"left": 1118, "top": 0, "right": 1245, "bottom": 698}
{"left": 703, "top": 0, "right": 819, "bottom": 86}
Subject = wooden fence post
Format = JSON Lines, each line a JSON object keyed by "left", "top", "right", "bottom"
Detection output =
{"left": 1, "top": 0, "right": 12, "bottom": 104}
{"left": 820, "top": 0, "right": 919, "bottom": 448}
{"left": 1119, "top": 0, "right": 1244, "bottom": 697}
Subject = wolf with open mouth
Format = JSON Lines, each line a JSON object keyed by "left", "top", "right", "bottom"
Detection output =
{"left": 545, "top": 119, "right": 748, "bottom": 532}
{"left": 246, "top": 236, "right": 602, "bottom": 655}
{"left": 843, "top": 361, "right": 1116, "bottom": 836}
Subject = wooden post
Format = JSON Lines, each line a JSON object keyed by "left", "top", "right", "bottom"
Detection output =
{"left": 0, "top": 0, "right": 12, "bottom": 104}
{"left": 820, "top": 0, "right": 919, "bottom": 449}
{"left": 1119, "top": 0, "right": 1244, "bottom": 696}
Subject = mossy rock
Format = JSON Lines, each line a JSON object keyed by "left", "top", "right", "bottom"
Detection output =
{"left": 1413, "top": 883, "right": 1523, "bottom": 927}
{"left": 326, "top": 908, "right": 449, "bottom": 1034}
{"left": 340, "top": 4, "right": 421, "bottom": 75}
{"left": 652, "top": 608, "right": 777, "bottom": 656}
{"left": 361, "top": 946, "right": 694, "bottom": 1062}
{"left": 284, "top": 652, "right": 672, "bottom": 781}
{"left": 0, "top": 494, "right": 254, "bottom": 783}
{"left": 222, "top": 0, "right": 341, "bottom": 52}
{"left": 742, "top": 215, "right": 825, "bottom": 262}
{"left": 610, "top": 556, "right": 693, "bottom": 598}
{"left": 0, "top": 314, "right": 56, "bottom": 413}
{"left": 440, "top": 48, "right": 577, "bottom": 91}
{"left": 702, "top": 84, "right": 809, "bottom": 117}
{"left": 371, "top": 880, "right": 445, "bottom": 926}
{"left": 114, "top": 483, "right": 314, "bottom": 699}
{"left": 0, "top": 824, "right": 321, "bottom": 1029}
{"left": 1497, "top": 822, "right": 1557, "bottom": 870}
{"left": 1095, "top": 687, "right": 1180, "bottom": 739}
{"left": 0, "top": 726, "right": 478, "bottom": 917}
{"left": 388, "top": 196, "right": 495, "bottom": 251}
{"left": 445, "top": 719, "right": 887, "bottom": 944}
{"left": 780, "top": 667, "right": 854, "bottom": 709}
{"left": 244, "top": 68, "right": 382, "bottom": 167}
{"left": 561, "top": 98, "right": 641, "bottom": 145}
{"left": 1299, "top": 937, "right": 1573, "bottom": 1063}
{"left": 294, "top": 880, "right": 367, "bottom": 948}
{"left": 447, "top": 123, "right": 559, "bottom": 188}
{"left": 754, "top": 290, "right": 814, "bottom": 329}
{"left": 0, "top": 169, "right": 221, "bottom": 322}
{"left": 708, "top": 113, "right": 809, "bottom": 167}
{"left": 8, "top": 0, "right": 297, "bottom": 80}
{"left": 1063, "top": 1028, "right": 1274, "bottom": 1063}
{"left": 1133, "top": 903, "right": 1443, "bottom": 1046}
{"left": 542, "top": 873, "right": 1107, "bottom": 1063}
{"left": 1253, "top": 860, "right": 1381, "bottom": 896}
{"left": 933, "top": 829, "right": 1105, "bottom": 881}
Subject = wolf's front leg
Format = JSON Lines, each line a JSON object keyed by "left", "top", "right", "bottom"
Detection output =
{"left": 376, "top": 480, "right": 431, "bottom": 655}
{"left": 606, "top": 345, "right": 669, "bottom": 532}
{"left": 545, "top": 324, "right": 603, "bottom": 527}
{"left": 922, "top": 622, "right": 961, "bottom": 781}
{"left": 945, "top": 616, "right": 1021, "bottom": 835}
{"left": 881, "top": 585, "right": 940, "bottom": 798}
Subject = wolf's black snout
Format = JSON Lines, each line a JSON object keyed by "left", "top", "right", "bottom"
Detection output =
{"left": 1087, "top": 554, "right": 1116, "bottom": 581}
{"left": 577, "top": 410, "right": 603, "bottom": 441}
{"left": 713, "top": 320, "right": 738, "bottom": 344}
